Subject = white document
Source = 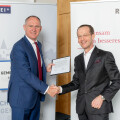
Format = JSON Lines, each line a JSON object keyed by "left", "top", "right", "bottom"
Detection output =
{"left": 50, "top": 56, "right": 70, "bottom": 75}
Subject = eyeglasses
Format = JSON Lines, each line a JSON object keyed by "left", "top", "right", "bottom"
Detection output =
{"left": 27, "top": 25, "right": 41, "bottom": 29}
{"left": 78, "top": 34, "right": 91, "bottom": 39}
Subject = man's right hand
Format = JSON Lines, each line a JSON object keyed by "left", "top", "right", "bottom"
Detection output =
{"left": 47, "top": 85, "right": 60, "bottom": 97}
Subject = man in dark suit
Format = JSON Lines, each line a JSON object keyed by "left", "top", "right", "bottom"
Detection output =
{"left": 7, "top": 16, "right": 58, "bottom": 120}
{"left": 58, "top": 24, "right": 120, "bottom": 120}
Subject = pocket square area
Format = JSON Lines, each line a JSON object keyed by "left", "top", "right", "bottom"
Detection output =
{"left": 95, "top": 59, "right": 101, "bottom": 63}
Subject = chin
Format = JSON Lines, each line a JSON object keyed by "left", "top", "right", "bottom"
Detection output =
{"left": 81, "top": 46, "right": 87, "bottom": 49}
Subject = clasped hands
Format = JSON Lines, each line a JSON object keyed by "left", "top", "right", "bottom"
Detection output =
{"left": 46, "top": 64, "right": 61, "bottom": 97}
{"left": 47, "top": 85, "right": 61, "bottom": 97}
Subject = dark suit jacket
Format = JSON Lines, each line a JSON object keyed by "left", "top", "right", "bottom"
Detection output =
{"left": 61, "top": 47, "right": 120, "bottom": 114}
{"left": 7, "top": 36, "right": 48, "bottom": 109}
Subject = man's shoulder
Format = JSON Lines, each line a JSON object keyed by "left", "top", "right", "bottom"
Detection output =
{"left": 13, "top": 36, "right": 26, "bottom": 46}
{"left": 96, "top": 47, "right": 112, "bottom": 54}
{"left": 95, "top": 47, "right": 113, "bottom": 58}
{"left": 75, "top": 53, "right": 83, "bottom": 60}
{"left": 12, "top": 36, "right": 27, "bottom": 51}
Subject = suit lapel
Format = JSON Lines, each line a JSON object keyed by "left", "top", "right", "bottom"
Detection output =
{"left": 24, "top": 36, "right": 38, "bottom": 63}
{"left": 86, "top": 47, "right": 98, "bottom": 72}
{"left": 37, "top": 41, "right": 46, "bottom": 68}
{"left": 79, "top": 53, "right": 86, "bottom": 73}
{"left": 37, "top": 41, "right": 44, "bottom": 63}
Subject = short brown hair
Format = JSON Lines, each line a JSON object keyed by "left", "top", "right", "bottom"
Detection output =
{"left": 77, "top": 24, "right": 94, "bottom": 35}
{"left": 25, "top": 15, "right": 41, "bottom": 25}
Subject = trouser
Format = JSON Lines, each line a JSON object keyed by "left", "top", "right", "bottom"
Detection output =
{"left": 11, "top": 97, "right": 40, "bottom": 120}
{"left": 78, "top": 110, "right": 109, "bottom": 120}
{"left": 78, "top": 113, "right": 109, "bottom": 120}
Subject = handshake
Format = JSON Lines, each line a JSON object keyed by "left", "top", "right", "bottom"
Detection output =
{"left": 47, "top": 85, "right": 61, "bottom": 97}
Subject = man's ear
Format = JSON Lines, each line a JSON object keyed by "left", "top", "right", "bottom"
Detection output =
{"left": 92, "top": 33, "right": 95, "bottom": 40}
{"left": 40, "top": 26, "right": 42, "bottom": 32}
{"left": 23, "top": 24, "right": 26, "bottom": 31}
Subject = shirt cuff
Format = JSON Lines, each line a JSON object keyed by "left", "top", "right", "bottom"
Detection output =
{"left": 59, "top": 86, "right": 62, "bottom": 93}
{"left": 44, "top": 86, "right": 49, "bottom": 94}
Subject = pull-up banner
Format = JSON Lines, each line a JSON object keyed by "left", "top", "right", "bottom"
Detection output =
{"left": 0, "top": 3, "right": 57, "bottom": 120}
{"left": 71, "top": 1, "right": 120, "bottom": 120}
{"left": 0, "top": 5, "right": 11, "bottom": 13}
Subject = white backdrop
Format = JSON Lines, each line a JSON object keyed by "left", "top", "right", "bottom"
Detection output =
{"left": 71, "top": 1, "right": 120, "bottom": 120}
{"left": 0, "top": 3, "right": 57, "bottom": 120}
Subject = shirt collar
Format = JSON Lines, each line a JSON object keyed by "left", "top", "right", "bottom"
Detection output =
{"left": 25, "top": 35, "right": 37, "bottom": 45}
{"left": 84, "top": 45, "right": 95, "bottom": 55}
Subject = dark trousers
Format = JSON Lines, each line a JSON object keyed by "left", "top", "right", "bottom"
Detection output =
{"left": 11, "top": 97, "right": 40, "bottom": 120}
{"left": 78, "top": 111, "right": 109, "bottom": 120}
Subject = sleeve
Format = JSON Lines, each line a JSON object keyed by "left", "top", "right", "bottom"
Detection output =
{"left": 61, "top": 57, "right": 80, "bottom": 94}
{"left": 101, "top": 52, "right": 120, "bottom": 102}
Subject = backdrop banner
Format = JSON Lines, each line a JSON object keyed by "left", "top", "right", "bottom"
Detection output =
{"left": 71, "top": 1, "right": 120, "bottom": 120}
{"left": 0, "top": 3, "right": 57, "bottom": 120}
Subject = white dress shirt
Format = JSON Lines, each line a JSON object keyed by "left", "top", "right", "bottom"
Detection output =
{"left": 26, "top": 36, "right": 42, "bottom": 66}
{"left": 84, "top": 46, "right": 95, "bottom": 69}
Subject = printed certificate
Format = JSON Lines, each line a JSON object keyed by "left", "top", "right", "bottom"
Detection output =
{"left": 50, "top": 56, "right": 70, "bottom": 75}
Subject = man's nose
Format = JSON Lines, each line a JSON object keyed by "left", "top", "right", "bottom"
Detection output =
{"left": 80, "top": 36, "right": 85, "bottom": 40}
{"left": 32, "top": 26, "right": 36, "bottom": 31}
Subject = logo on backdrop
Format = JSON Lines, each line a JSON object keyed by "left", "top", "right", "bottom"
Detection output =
{"left": 0, "top": 100, "right": 11, "bottom": 113}
{"left": 115, "top": 8, "right": 120, "bottom": 14}
{"left": 0, "top": 40, "right": 10, "bottom": 60}
{"left": 0, "top": 5, "right": 11, "bottom": 14}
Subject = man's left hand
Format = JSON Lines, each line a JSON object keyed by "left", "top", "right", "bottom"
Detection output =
{"left": 46, "top": 63, "right": 55, "bottom": 72}
{"left": 91, "top": 95, "right": 104, "bottom": 109}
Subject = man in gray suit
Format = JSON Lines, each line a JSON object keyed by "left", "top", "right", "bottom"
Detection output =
{"left": 58, "top": 24, "right": 120, "bottom": 120}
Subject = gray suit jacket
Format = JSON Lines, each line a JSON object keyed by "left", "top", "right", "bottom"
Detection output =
{"left": 61, "top": 47, "right": 120, "bottom": 114}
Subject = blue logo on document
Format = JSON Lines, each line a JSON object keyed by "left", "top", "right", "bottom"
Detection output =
{"left": 0, "top": 5, "right": 11, "bottom": 14}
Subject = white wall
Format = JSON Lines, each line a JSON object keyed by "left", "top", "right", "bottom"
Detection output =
{"left": 0, "top": 0, "right": 57, "bottom": 4}
{"left": 35, "top": 0, "right": 57, "bottom": 4}
{"left": 0, "top": 0, "right": 34, "bottom": 2}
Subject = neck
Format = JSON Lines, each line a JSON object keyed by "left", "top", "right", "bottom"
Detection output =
{"left": 25, "top": 35, "right": 37, "bottom": 42}
{"left": 84, "top": 45, "right": 94, "bottom": 54}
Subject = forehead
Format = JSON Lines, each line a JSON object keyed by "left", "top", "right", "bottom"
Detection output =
{"left": 26, "top": 17, "right": 40, "bottom": 24}
{"left": 78, "top": 26, "right": 90, "bottom": 34}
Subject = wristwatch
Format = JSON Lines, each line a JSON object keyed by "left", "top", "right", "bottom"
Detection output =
{"left": 101, "top": 95, "right": 105, "bottom": 100}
